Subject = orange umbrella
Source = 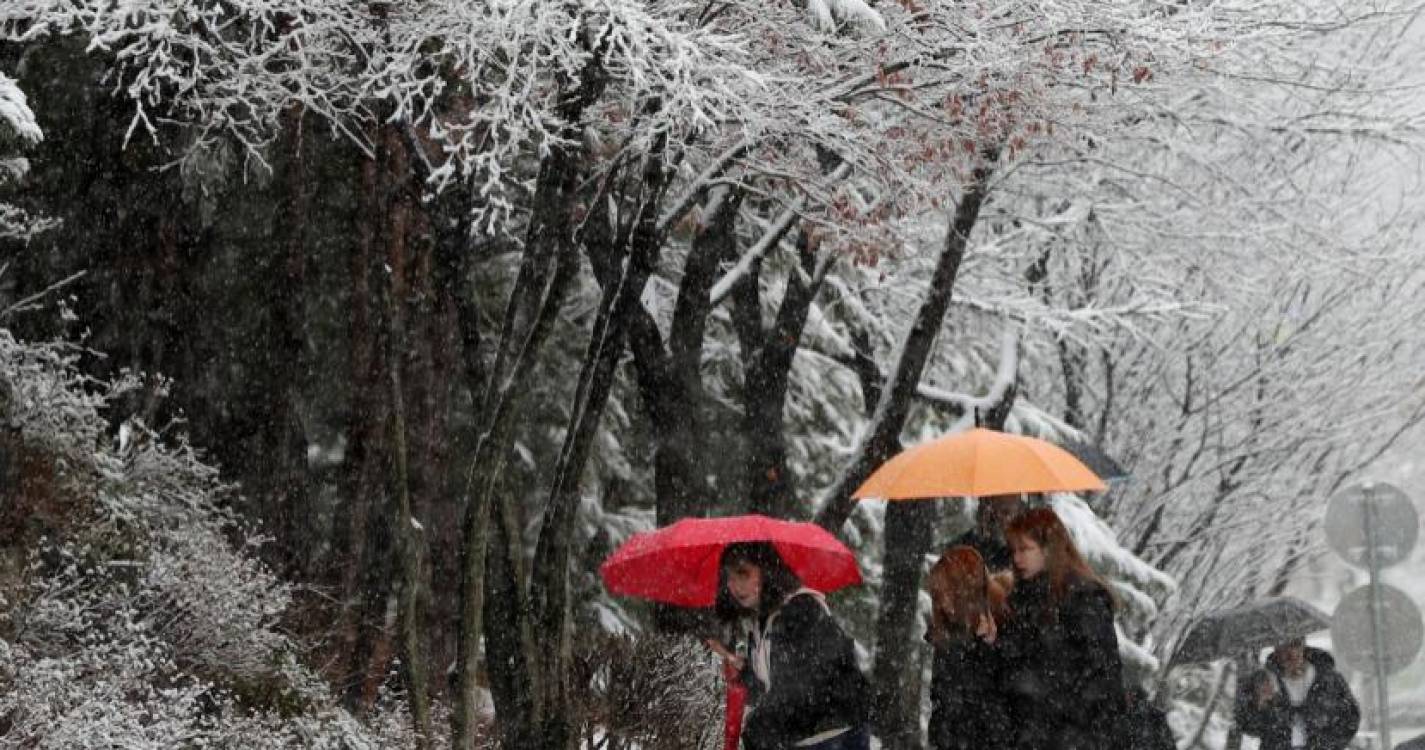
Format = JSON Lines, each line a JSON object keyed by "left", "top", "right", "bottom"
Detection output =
{"left": 853, "top": 427, "right": 1107, "bottom": 500}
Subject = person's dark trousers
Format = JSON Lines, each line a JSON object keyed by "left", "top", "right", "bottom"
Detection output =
{"left": 797, "top": 727, "right": 871, "bottom": 749}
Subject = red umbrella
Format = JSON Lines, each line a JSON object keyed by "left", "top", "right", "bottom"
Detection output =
{"left": 599, "top": 514, "right": 861, "bottom": 608}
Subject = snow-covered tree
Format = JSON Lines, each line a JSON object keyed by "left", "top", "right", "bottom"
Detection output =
{"left": 6, "top": 0, "right": 1425, "bottom": 746}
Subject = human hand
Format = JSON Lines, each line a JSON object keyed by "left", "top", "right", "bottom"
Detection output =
{"left": 705, "top": 639, "right": 745, "bottom": 672}
{"left": 1254, "top": 675, "right": 1276, "bottom": 707}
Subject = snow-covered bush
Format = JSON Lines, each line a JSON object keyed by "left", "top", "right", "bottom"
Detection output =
{"left": 0, "top": 329, "right": 428, "bottom": 748}
{"left": 568, "top": 633, "right": 722, "bottom": 750}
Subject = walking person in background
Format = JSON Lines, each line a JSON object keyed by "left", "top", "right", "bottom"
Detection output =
{"left": 999, "top": 507, "right": 1126, "bottom": 750}
{"left": 925, "top": 546, "right": 1014, "bottom": 750}
{"left": 716, "top": 542, "right": 871, "bottom": 750}
{"left": 949, "top": 493, "right": 1024, "bottom": 573}
{"left": 1233, "top": 637, "right": 1359, "bottom": 750}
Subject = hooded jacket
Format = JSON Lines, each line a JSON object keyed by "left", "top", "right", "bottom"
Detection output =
{"left": 1233, "top": 647, "right": 1359, "bottom": 750}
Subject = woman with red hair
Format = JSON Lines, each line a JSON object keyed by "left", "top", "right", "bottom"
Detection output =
{"left": 999, "top": 507, "right": 1125, "bottom": 750}
{"left": 924, "top": 545, "right": 1014, "bottom": 750}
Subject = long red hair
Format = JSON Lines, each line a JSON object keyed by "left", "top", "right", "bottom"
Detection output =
{"left": 1005, "top": 507, "right": 1112, "bottom": 615}
{"left": 926, "top": 546, "right": 1010, "bottom": 647}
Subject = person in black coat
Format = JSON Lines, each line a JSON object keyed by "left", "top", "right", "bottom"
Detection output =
{"left": 924, "top": 546, "right": 1014, "bottom": 750}
{"left": 717, "top": 542, "right": 871, "bottom": 750}
{"left": 1233, "top": 638, "right": 1359, "bottom": 750}
{"left": 948, "top": 494, "right": 1025, "bottom": 574}
{"left": 998, "top": 508, "right": 1126, "bottom": 750}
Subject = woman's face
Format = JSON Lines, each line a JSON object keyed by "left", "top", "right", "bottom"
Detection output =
{"left": 1009, "top": 535, "right": 1046, "bottom": 580}
{"left": 726, "top": 561, "right": 763, "bottom": 610}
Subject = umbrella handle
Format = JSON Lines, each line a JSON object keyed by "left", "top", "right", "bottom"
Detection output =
{"left": 706, "top": 638, "right": 739, "bottom": 662}
{"left": 723, "top": 658, "right": 747, "bottom": 750}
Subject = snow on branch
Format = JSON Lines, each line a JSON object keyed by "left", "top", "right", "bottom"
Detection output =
{"left": 0, "top": 73, "right": 41, "bottom": 144}
{"left": 806, "top": 0, "right": 886, "bottom": 33}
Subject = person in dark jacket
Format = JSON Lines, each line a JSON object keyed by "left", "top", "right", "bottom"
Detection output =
{"left": 1122, "top": 685, "right": 1176, "bottom": 750}
{"left": 717, "top": 542, "right": 871, "bottom": 750}
{"left": 948, "top": 494, "right": 1024, "bottom": 574}
{"left": 925, "top": 546, "right": 1014, "bottom": 750}
{"left": 1233, "top": 638, "right": 1359, "bottom": 750}
{"left": 998, "top": 507, "right": 1126, "bottom": 750}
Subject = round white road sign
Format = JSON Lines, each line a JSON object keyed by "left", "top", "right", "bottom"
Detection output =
{"left": 1324, "top": 482, "right": 1418, "bottom": 569}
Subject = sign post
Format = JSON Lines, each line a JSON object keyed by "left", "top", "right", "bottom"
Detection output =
{"left": 1363, "top": 488, "right": 1391, "bottom": 750}
{"left": 1326, "top": 481, "right": 1422, "bottom": 750}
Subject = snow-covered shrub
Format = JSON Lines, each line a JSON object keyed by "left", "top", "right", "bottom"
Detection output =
{"left": 568, "top": 633, "right": 722, "bottom": 750}
{"left": 0, "top": 328, "right": 419, "bottom": 748}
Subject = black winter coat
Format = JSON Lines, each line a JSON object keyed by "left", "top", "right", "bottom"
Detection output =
{"left": 998, "top": 575, "right": 1126, "bottom": 750}
{"left": 740, "top": 592, "right": 870, "bottom": 750}
{"left": 928, "top": 632, "right": 1013, "bottom": 750}
{"left": 1233, "top": 647, "right": 1359, "bottom": 750}
{"left": 1122, "top": 691, "right": 1176, "bottom": 750}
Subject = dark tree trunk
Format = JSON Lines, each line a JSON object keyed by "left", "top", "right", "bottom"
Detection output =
{"left": 869, "top": 499, "right": 935, "bottom": 750}
{"left": 336, "top": 126, "right": 397, "bottom": 710}
{"left": 741, "top": 228, "right": 828, "bottom": 518}
{"left": 636, "top": 188, "right": 741, "bottom": 526}
{"left": 266, "top": 105, "right": 314, "bottom": 578}
{"left": 526, "top": 127, "right": 672, "bottom": 749}
{"left": 483, "top": 492, "right": 539, "bottom": 749}
{"left": 814, "top": 154, "right": 997, "bottom": 532}
{"left": 451, "top": 50, "right": 609, "bottom": 749}
{"left": 378, "top": 123, "right": 435, "bottom": 743}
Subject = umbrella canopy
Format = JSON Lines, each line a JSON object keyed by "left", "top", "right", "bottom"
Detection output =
{"left": 600, "top": 514, "right": 861, "bottom": 608}
{"left": 1058, "top": 435, "right": 1130, "bottom": 482}
{"left": 1170, "top": 596, "right": 1332, "bottom": 666}
{"left": 853, "top": 427, "right": 1107, "bottom": 500}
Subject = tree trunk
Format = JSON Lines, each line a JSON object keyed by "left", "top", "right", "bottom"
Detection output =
{"left": 451, "top": 52, "right": 608, "bottom": 747}
{"left": 814, "top": 154, "right": 997, "bottom": 532}
{"left": 527, "top": 132, "right": 671, "bottom": 748}
{"left": 381, "top": 122, "right": 435, "bottom": 745}
{"left": 337, "top": 131, "right": 395, "bottom": 708}
{"left": 388, "top": 318, "right": 434, "bottom": 746}
{"left": 870, "top": 499, "right": 935, "bottom": 750}
{"left": 263, "top": 104, "right": 314, "bottom": 578}
{"left": 737, "top": 225, "right": 826, "bottom": 519}
{"left": 483, "top": 492, "right": 539, "bottom": 748}
{"left": 640, "top": 188, "right": 741, "bottom": 526}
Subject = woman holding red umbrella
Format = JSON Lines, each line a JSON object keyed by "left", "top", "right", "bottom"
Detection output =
{"left": 717, "top": 542, "right": 870, "bottom": 750}
{"left": 600, "top": 515, "right": 866, "bottom": 749}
